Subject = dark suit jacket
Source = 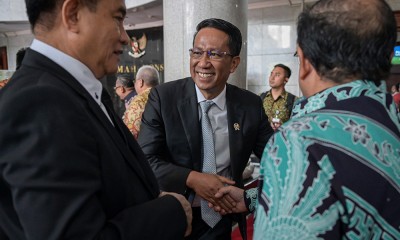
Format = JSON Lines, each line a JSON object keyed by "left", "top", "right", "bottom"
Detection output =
{"left": 138, "top": 77, "right": 272, "bottom": 236}
{"left": 0, "top": 49, "right": 186, "bottom": 240}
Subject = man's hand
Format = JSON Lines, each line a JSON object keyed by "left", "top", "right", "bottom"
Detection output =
{"left": 186, "top": 171, "right": 236, "bottom": 213}
{"left": 159, "top": 192, "right": 192, "bottom": 237}
{"left": 271, "top": 121, "right": 282, "bottom": 131}
{"left": 209, "top": 186, "right": 247, "bottom": 215}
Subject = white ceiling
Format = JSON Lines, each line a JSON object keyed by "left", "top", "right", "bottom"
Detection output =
{"left": 0, "top": 0, "right": 313, "bottom": 36}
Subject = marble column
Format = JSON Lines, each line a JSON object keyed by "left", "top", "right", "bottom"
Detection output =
{"left": 163, "top": 0, "right": 248, "bottom": 89}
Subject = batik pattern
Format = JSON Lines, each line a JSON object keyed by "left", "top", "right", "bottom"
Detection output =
{"left": 253, "top": 80, "right": 400, "bottom": 239}
{"left": 262, "top": 90, "right": 296, "bottom": 124}
{"left": 123, "top": 87, "right": 151, "bottom": 139}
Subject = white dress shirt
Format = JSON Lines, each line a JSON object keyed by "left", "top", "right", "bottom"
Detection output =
{"left": 30, "top": 39, "right": 113, "bottom": 124}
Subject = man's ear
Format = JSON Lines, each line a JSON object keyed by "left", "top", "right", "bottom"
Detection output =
{"left": 230, "top": 56, "right": 241, "bottom": 73}
{"left": 298, "top": 47, "right": 312, "bottom": 82}
{"left": 61, "top": 0, "right": 81, "bottom": 32}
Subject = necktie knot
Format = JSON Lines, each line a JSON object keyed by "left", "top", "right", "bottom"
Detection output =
{"left": 200, "top": 100, "right": 214, "bottom": 114}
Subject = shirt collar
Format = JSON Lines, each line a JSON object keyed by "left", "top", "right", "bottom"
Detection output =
{"left": 124, "top": 90, "right": 137, "bottom": 102}
{"left": 267, "top": 89, "right": 287, "bottom": 99}
{"left": 291, "top": 80, "right": 386, "bottom": 119}
{"left": 140, "top": 87, "right": 152, "bottom": 96}
{"left": 195, "top": 84, "right": 226, "bottom": 110}
{"left": 30, "top": 39, "right": 103, "bottom": 105}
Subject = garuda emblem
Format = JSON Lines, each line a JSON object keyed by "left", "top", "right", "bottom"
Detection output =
{"left": 129, "top": 33, "right": 147, "bottom": 58}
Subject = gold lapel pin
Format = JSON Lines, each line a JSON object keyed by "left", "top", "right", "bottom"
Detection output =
{"left": 234, "top": 123, "right": 240, "bottom": 131}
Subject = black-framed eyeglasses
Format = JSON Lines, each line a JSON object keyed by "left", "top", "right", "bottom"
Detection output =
{"left": 189, "top": 48, "right": 234, "bottom": 60}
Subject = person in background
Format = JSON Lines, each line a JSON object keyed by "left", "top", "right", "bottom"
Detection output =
{"left": 138, "top": 18, "right": 273, "bottom": 240}
{"left": 0, "top": 78, "right": 9, "bottom": 89}
{"left": 391, "top": 83, "right": 400, "bottom": 111}
{"left": 16, "top": 47, "right": 27, "bottom": 70}
{"left": 114, "top": 74, "right": 136, "bottom": 108}
{"left": 260, "top": 63, "right": 297, "bottom": 131}
{"left": 0, "top": 0, "right": 191, "bottom": 239}
{"left": 123, "top": 65, "right": 159, "bottom": 139}
{"left": 211, "top": 0, "right": 400, "bottom": 239}
{"left": 0, "top": 47, "right": 27, "bottom": 90}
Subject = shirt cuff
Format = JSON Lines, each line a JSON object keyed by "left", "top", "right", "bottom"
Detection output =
{"left": 244, "top": 187, "right": 258, "bottom": 213}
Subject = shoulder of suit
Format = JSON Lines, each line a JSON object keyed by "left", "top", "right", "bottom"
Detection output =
{"left": 286, "top": 91, "right": 298, "bottom": 99}
{"left": 156, "top": 77, "right": 192, "bottom": 88}
{"left": 152, "top": 77, "right": 194, "bottom": 97}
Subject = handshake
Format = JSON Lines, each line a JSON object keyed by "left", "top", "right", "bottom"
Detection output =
{"left": 163, "top": 171, "right": 249, "bottom": 237}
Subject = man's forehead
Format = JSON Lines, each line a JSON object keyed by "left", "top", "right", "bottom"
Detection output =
{"left": 273, "top": 67, "right": 284, "bottom": 73}
{"left": 103, "top": 0, "right": 127, "bottom": 14}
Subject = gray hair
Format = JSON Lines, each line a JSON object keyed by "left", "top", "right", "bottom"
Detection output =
{"left": 136, "top": 65, "right": 160, "bottom": 87}
{"left": 116, "top": 75, "right": 134, "bottom": 88}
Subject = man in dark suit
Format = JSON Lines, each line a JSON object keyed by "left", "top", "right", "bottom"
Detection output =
{"left": 138, "top": 18, "right": 273, "bottom": 239}
{"left": 0, "top": 0, "right": 191, "bottom": 239}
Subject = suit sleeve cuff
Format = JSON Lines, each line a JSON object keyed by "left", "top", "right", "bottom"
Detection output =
{"left": 244, "top": 188, "right": 258, "bottom": 213}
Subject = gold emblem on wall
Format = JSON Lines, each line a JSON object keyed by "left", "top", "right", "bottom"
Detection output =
{"left": 129, "top": 33, "right": 147, "bottom": 58}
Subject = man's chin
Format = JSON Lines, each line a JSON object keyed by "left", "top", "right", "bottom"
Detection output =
{"left": 194, "top": 81, "right": 211, "bottom": 90}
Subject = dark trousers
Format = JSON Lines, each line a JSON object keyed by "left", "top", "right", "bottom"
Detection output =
{"left": 185, "top": 207, "right": 232, "bottom": 240}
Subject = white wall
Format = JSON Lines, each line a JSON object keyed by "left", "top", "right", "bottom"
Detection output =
{"left": 0, "top": 0, "right": 27, "bottom": 21}
{"left": 247, "top": 4, "right": 302, "bottom": 97}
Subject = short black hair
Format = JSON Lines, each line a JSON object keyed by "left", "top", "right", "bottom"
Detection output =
{"left": 16, "top": 48, "right": 27, "bottom": 70}
{"left": 193, "top": 18, "right": 242, "bottom": 57}
{"left": 297, "top": 0, "right": 396, "bottom": 83}
{"left": 274, "top": 64, "right": 291, "bottom": 78}
{"left": 25, "top": 0, "right": 98, "bottom": 31}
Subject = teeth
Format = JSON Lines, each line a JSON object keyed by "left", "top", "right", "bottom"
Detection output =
{"left": 199, "top": 73, "right": 213, "bottom": 78}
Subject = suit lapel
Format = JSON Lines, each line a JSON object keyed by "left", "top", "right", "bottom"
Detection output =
{"left": 226, "top": 85, "right": 245, "bottom": 180}
{"left": 88, "top": 90, "right": 158, "bottom": 196}
{"left": 26, "top": 49, "right": 158, "bottom": 197}
{"left": 177, "top": 79, "right": 202, "bottom": 171}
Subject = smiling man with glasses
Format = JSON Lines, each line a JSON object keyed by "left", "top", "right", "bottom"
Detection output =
{"left": 189, "top": 48, "right": 234, "bottom": 60}
{"left": 138, "top": 18, "right": 273, "bottom": 240}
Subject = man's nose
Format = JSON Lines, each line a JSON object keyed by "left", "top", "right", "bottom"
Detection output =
{"left": 197, "top": 52, "right": 211, "bottom": 66}
{"left": 120, "top": 28, "right": 129, "bottom": 45}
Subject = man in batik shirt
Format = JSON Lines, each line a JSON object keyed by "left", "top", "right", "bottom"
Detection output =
{"left": 123, "top": 65, "right": 159, "bottom": 139}
{"left": 260, "top": 64, "right": 297, "bottom": 131}
{"left": 211, "top": 0, "right": 400, "bottom": 239}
